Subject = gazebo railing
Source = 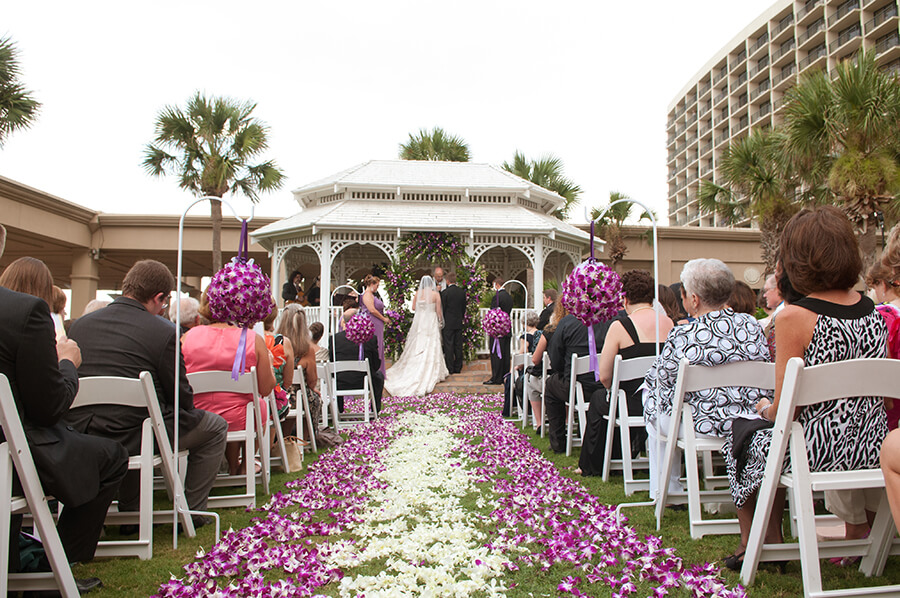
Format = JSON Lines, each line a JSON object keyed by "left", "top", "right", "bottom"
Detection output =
{"left": 295, "top": 306, "right": 530, "bottom": 357}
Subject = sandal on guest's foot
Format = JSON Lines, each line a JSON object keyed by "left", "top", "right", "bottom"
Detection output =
{"left": 828, "top": 556, "right": 860, "bottom": 567}
{"left": 722, "top": 550, "right": 746, "bottom": 571}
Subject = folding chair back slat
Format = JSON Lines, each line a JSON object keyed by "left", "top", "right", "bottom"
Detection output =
{"left": 508, "top": 352, "right": 529, "bottom": 421}
{"left": 327, "top": 359, "right": 377, "bottom": 429}
{"left": 292, "top": 366, "right": 318, "bottom": 453}
{"left": 742, "top": 357, "right": 900, "bottom": 597}
{"left": 656, "top": 358, "right": 775, "bottom": 538}
{"left": 602, "top": 354, "right": 656, "bottom": 494}
{"left": 565, "top": 355, "right": 593, "bottom": 456}
{"left": 0, "top": 374, "right": 79, "bottom": 596}
{"left": 187, "top": 368, "right": 267, "bottom": 506}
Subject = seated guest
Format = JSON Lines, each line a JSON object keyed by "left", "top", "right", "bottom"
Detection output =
{"left": 643, "top": 258, "right": 770, "bottom": 502}
{"left": 262, "top": 303, "right": 294, "bottom": 421}
{"left": 309, "top": 322, "right": 328, "bottom": 361}
{"left": 503, "top": 310, "right": 540, "bottom": 418}
{"left": 0, "top": 256, "right": 127, "bottom": 584}
{"left": 543, "top": 300, "right": 621, "bottom": 454}
{"left": 169, "top": 296, "right": 202, "bottom": 336}
{"left": 656, "top": 284, "right": 685, "bottom": 324}
{"left": 327, "top": 308, "right": 384, "bottom": 412}
{"left": 67, "top": 260, "right": 228, "bottom": 520}
{"left": 728, "top": 281, "right": 759, "bottom": 316}
{"left": 870, "top": 245, "right": 900, "bottom": 430}
{"left": 51, "top": 284, "right": 67, "bottom": 339}
{"left": 725, "top": 206, "right": 887, "bottom": 569}
{"left": 277, "top": 304, "right": 321, "bottom": 441}
{"left": 525, "top": 302, "right": 567, "bottom": 433}
{"left": 81, "top": 299, "right": 110, "bottom": 317}
{"left": 579, "top": 270, "right": 674, "bottom": 476}
{"left": 182, "top": 292, "right": 275, "bottom": 475}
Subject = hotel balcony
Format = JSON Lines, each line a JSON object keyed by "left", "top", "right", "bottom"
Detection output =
{"left": 866, "top": 4, "right": 899, "bottom": 36}
{"left": 797, "top": 0, "right": 825, "bottom": 25}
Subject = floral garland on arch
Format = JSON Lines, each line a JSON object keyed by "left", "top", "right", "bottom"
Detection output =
{"left": 382, "top": 232, "right": 486, "bottom": 362}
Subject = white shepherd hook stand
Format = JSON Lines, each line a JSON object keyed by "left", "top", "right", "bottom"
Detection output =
{"left": 328, "top": 284, "right": 359, "bottom": 362}
{"left": 172, "top": 195, "right": 255, "bottom": 548}
{"left": 501, "top": 278, "right": 528, "bottom": 345}
{"left": 584, "top": 201, "right": 661, "bottom": 520}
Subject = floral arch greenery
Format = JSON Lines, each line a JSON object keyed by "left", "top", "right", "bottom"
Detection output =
{"left": 381, "top": 232, "right": 486, "bottom": 361}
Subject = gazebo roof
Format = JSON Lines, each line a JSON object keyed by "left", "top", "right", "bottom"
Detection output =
{"left": 291, "top": 159, "right": 566, "bottom": 212}
{"left": 251, "top": 200, "right": 590, "bottom": 250}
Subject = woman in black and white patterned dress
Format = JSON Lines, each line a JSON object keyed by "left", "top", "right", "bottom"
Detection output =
{"left": 722, "top": 206, "right": 888, "bottom": 570}
{"left": 642, "top": 258, "right": 771, "bottom": 499}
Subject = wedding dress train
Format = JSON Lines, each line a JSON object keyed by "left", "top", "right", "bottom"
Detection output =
{"left": 385, "top": 280, "right": 449, "bottom": 397}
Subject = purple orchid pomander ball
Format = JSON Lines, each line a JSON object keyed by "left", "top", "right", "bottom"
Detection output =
{"left": 345, "top": 311, "right": 375, "bottom": 345}
{"left": 206, "top": 258, "right": 273, "bottom": 328}
{"left": 561, "top": 260, "right": 624, "bottom": 326}
{"left": 482, "top": 308, "right": 511, "bottom": 338}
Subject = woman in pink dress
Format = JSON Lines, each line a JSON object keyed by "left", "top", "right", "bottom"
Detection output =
{"left": 182, "top": 294, "right": 275, "bottom": 475}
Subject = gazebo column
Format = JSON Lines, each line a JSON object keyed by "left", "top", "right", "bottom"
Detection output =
{"left": 533, "top": 237, "right": 544, "bottom": 310}
{"left": 319, "top": 232, "right": 332, "bottom": 331}
{"left": 270, "top": 250, "right": 280, "bottom": 307}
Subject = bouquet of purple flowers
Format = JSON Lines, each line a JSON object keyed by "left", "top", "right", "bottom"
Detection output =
{"left": 561, "top": 260, "right": 623, "bottom": 380}
{"left": 345, "top": 311, "right": 375, "bottom": 359}
{"left": 482, "top": 308, "right": 511, "bottom": 338}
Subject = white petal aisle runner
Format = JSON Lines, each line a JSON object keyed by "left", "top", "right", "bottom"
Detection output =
{"left": 156, "top": 393, "right": 745, "bottom": 598}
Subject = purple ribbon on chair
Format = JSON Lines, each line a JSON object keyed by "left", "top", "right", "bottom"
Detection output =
{"left": 358, "top": 343, "right": 364, "bottom": 361}
{"left": 492, "top": 336, "right": 502, "bottom": 358}
{"left": 587, "top": 325, "right": 600, "bottom": 382}
{"left": 231, "top": 327, "right": 249, "bottom": 381}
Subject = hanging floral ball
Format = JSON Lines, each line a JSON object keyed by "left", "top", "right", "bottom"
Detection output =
{"left": 345, "top": 311, "right": 375, "bottom": 345}
{"left": 482, "top": 308, "right": 511, "bottom": 338}
{"left": 206, "top": 257, "right": 273, "bottom": 328}
{"left": 561, "top": 260, "right": 624, "bottom": 326}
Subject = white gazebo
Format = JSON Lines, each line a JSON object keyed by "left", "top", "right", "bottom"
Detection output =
{"left": 251, "top": 160, "right": 598, "bottom": 326}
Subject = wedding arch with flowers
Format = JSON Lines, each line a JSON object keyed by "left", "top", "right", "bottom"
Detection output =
{"left": 381, "top": 232, "right": 486, "bottom": 362}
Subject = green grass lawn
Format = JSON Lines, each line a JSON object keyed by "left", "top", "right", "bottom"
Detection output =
{"left": 57, "top": 413, "right": 900, "bottom": 598}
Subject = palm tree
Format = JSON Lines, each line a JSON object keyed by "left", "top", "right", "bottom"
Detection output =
{"left": 697, "top": 127, "right": 807, "bottom": 273}
{"left": 590, "top": 191, "right": 653, "bottom": 268}
{"left": 781, "top": 50, "right": 900, "bottom": 264}
{"left": 502, "top": 151, "right": 582, "bottom": 219}
{"left": 0, "top": 36, "right": 40, "bottom": 146}
{"left": 143, "top": 93, "right": 285, "bottom": 271}
{"left": 399, "top": 127, "right": 470, "bottom": 161}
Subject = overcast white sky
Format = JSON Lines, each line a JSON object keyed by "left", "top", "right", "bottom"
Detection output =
{"left": 2, "top": 0, "right": 775, "bottom": 225}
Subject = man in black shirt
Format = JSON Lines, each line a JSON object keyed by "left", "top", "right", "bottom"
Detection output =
{"left": 543, "top": 313, "right": 620, "bottom": 453}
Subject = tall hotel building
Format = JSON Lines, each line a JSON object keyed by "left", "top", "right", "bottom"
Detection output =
{"left": 667, "top": 0, "right": 900, "bottom": 227}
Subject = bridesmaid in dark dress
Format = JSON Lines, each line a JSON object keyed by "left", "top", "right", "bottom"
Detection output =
{"left": 577, "top": 270, "right": 674, "bottom": 476}
{"left": 359, "top": 274, "right": 389, "bottom": 376}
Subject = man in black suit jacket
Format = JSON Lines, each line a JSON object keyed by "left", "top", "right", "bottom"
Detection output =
{"left": 440, "top": 272, "right": 466, "bottom": 374}
{"left": 66, "top": 260, "right": 227, "bottom": 517}
{"left": 327, "top": 308, "right": 384, "bottom": 412}
{"left": 486, "top": 277, "right": 514, "bottom": 384}
{"left": 543, "top": 313, "right": 620, "bottom": 453}
{"left": 537, "top": 288, "right": 557, "bottom": 330}
{"left": 0, "top": 283, "right": 128, "bottom": 573}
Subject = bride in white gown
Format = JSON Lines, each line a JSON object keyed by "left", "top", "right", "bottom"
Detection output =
{"left": 385, "top": 275, "right": 449, "bottom": 397}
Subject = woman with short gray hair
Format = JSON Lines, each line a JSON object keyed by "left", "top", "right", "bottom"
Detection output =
{"left": 642, "top": 258, "right": 771, "bottom": 499}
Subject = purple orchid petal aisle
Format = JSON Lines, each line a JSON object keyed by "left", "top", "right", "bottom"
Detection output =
{"left": 155, "top": 393, "right": 745, "bottom": 598}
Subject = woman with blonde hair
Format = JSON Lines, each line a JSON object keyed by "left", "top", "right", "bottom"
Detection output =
{"left": 277, "top": 304, "right": 321, "bottom": 441}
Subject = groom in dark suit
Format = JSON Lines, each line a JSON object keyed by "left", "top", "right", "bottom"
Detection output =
{"left": 440, "top": 272, "right": 466, "bottom": 374}
{"left": 485, "top": 277, "right": 513, "bottom": 385}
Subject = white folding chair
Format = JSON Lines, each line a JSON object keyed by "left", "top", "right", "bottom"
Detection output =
{"left": 327, "top": 359, "right": 377, "bottom": 430}
{"left": 656, "top": 358, "right": 775, "bottom": 538}
{"left": 507, "top": 352, "right": 529, "bottom": 421}
{"left": 565, "top": 355, "right": 593, "bottom": 457}
{"left": 316, "top": 362, "right": 338, "bottom": 431}
{"left": 266, "top": 389, "right": 290, "bottom": 473}
{"left": 742, "top": 357, "right": 900, "bottom": 597}
{"left": 71, "top": 372, "right": 196, "bottom": 559}
{"left": 187, "top": 368, "right": 268, "bottom": 508}
{"left": 602, "top": 354, "right": 656, "bottom": 495}
{"left": 0, "top": 375, "right": 79, "bottom": 597}
{"left": 291, "top": 366, "right": 318, "bottom": 453}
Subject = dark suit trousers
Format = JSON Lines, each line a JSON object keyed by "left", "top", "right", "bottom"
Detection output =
{"left": 337, "top": 372, "right": 384, "bottom": 413}
{"left": 489, "top": 334, "right": 511, "bottom": 383}
{"left": 544, "top": 373, "right": 603, "bottom": 454}
{"left": 9, "top": 435, "right": 128, "bottom": 569}
{"left": 442, "top": 327, "right": 463, "bottom": 373}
